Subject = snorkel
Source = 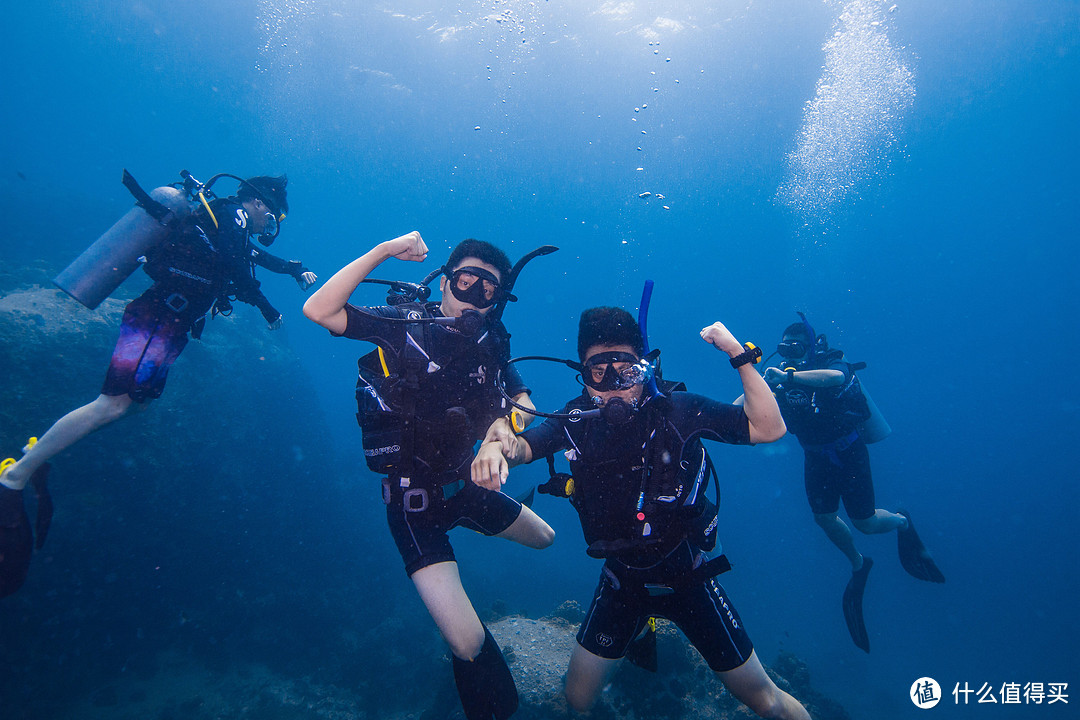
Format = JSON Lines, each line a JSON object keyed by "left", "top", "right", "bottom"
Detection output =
{"left": 796, "top": 311, "right": 817, "bottom": 364}
{"left": 352, "top": 244, "right": 559, "bottom": 336}
{"left": 637, "top": 280, "right": 661, "bottom": 401}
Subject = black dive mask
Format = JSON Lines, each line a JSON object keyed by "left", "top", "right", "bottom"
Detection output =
{"left": 580, "top": 350, "right": 658, "bottom": 392}
{"left": 445, "top": 266, "right": 503, "bottom": 309}
{"left": 777, "top": 340, "right": 808, "bottom": 360}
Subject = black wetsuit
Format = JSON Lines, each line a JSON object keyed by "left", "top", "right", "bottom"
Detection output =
{"left": 101, "top": 198, "right": 296, "bottom": 401}
{"left": 519, "top": 391, "right": 757, "bottom": 672}
{"left": 772, "top": 355, "right": 875, "bottom": 519}
{"left": 335, "top": 303, "right": 529, "bottom": 577}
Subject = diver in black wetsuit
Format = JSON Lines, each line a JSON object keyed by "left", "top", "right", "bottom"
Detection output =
{"left": 0, "top": 175, "right": 315, "bottom": 597}
{"left": 472, "top": 307, "right": 809, "bottom": 720}
{"left": 763, "top": 315, "right": 944, "bottom": 653}
{"left": 304, "top": 232, "right": 554, "bottom": 720}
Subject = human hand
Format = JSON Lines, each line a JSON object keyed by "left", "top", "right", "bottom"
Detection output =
{"left": 268, "top": 314, "right": 284, "bottom": 331}
{"left": 385, "top": 231, "right": 428, "bottom": 263}
{"left": 471, "top": 442, "right": 510, "bottom": 491}
{"left": 763, "top": 367, "right": 786, "bottom": 386}
{"left": 700, "top": 321, "right": 742, "bottom": 357}
{"left": 296, "top": 271, "right": 318, "bottom": 291}
{"left": 487, "top": 416, "right": 520, "bottom": 458}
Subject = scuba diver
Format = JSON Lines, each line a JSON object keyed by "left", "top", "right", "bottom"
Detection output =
{"left": 471, "top": 307, "right": 810, "bottom": 720}
{"left": 0, "top": 173, "right": 316, "bottom": 597}
{"left": 303, "top": 232, "right": 555, "bottom": 720}
{"left": 762, "top": 313, "right": 945, "bottom": 653}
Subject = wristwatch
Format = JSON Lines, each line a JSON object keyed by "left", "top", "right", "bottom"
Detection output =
{"left": 730, "top": 342, "right": 763, "bottom": 369}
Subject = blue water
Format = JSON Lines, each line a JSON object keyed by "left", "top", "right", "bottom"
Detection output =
{"left": 2, "top": 1, "right": 1078, "bottom": 718}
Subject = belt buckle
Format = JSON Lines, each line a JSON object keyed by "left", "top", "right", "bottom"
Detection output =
{"left": 403, "top": 488, "right": 429, "bottom": 512}
{"left": 164, "top": 293, "right": 189, "bottom": 313}
{"left": 644, "top": 583, "right": 674, "bottom": 597}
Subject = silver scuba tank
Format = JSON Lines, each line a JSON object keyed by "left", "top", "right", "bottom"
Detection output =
{"left": 53, "top": 185, "right": 192, "bottom": 310}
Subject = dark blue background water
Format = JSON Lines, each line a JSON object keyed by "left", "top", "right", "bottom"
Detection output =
{"left": 2, "top": 1, "right": 1077, "bottom": 718}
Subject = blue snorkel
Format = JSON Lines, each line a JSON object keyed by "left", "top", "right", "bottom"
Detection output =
{"left": 796, "top": 311, "right": 818, "bottom": 364}
{"left": 638, "top": 280, "right": 661, "bottom": 400}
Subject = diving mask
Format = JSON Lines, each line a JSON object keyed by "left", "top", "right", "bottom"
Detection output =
{"left": 257, "top": 211, "right": 283, "bottom": 246}
{"left": 445, "top": 266, "right": 502, "bottom": 309}
{"left": 776, "top": 340, "right": 808, "bottom": 360}
{"left": 581, "top": 350, "right": 657, "bottom": 392}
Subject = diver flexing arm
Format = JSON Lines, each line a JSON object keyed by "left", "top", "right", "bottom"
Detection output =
{"left": 700, "top": 321, "right": 786, "bottom": 443}
{"left": 303, "top": 232, "right": 428, "bottom": 335}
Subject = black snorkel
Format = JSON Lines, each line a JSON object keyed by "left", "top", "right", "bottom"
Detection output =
{"left": 353, "top": 244, "right": 558, "bottom": 337}
{"left": 487, "top": 245, "right": 558, "bottom": 324}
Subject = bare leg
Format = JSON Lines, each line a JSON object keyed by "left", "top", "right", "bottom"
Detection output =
{"left": 412, "top": 561, "right": 486, "bottom": 660}
{"left": 495, "top": 504, "right": 554, "bottom": 549}
{"left": 718, "top": 650, "right": 811, "bottom": 720}
{"left": 1, "top": 394, "right": 134, "bottom": 490}
{"left": 852, "top": 508, "right": 907, "bottom": 535}
{"left": 813, "top": 511, "right": 863, "bottom": 570}
{"left": 564, "top": 643, "right": 619, "bottom": 712}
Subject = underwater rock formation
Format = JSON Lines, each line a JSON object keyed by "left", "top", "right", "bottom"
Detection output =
{"left": 0, "top": 276, "right": 370, "bottom": 717}
{"left": 488, "top": 608, "right": 850, "bottom": 720}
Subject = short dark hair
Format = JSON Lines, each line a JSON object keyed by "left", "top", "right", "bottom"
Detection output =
{"left": 238, "top": 175, "right": 289, "bottom": 217}
{"left": 446, "top": 239, "right": 512, "bottom": 282}
{"left": 782, "top": 322, "right": 810, "bottom": 340}
{"left": 577, "top": 307, "right": 644, "bottom": 361}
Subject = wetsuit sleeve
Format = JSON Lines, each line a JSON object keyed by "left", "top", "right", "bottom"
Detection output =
{"left": 335, "top": 304, "right": 404, "bottom": 345}
{"left": 249, "top": 245, "right": 307, "bottom": 278}
{"left": 670, "top": 392, "right": 752, "bottom": 445}
{"left": 233, "top": 283, "right": 281, "bottom": 323}
{"left": 501, "top": 360, "right": 530, "bottom": 398}
{"left": 518, "top": 415, "right": 570, "bottom": 460}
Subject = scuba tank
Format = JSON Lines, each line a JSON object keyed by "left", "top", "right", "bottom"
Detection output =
{"left": 54, "top": 177, "right": 192, "bottom": 309}
{"left": 53, "top": 169, "right": 280, "bottom": 310}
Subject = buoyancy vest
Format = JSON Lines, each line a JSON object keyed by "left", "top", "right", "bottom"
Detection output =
{"left": 142, "top": 201, "right": 242, "bottom": 302}
{"left": 556, "top": 390, "right": 721, "bottom": 568}
{"left": 355, "top": 302, "right": 512, "bottom": 478}
{"left": 774, "top": 354, "right": 871, "bottom": 445}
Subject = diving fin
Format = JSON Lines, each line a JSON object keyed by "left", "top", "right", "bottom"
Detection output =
{"left": 842, "top": 556, "right": 873, "bottom": 653}
{"left": 0, "top": 483, "right": 33, "bottom": 598}
{"left": 452, "top": 624, "right": 519, "bottom": 720}
{"left": 625, "top": 617, "right": 658, "bottom": 672}
{"left": 30, "top": 463, "right": 53, "bottom": 550}
{"left": 897, "top": 510, "right": 945, "bottom": 583}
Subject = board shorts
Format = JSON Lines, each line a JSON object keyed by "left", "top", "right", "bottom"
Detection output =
{"left": 101, "top": 294, "right": 191, "bottom": 402}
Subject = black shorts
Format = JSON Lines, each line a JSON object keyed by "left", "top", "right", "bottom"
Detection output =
{"left": 803, "top": 438, "right": 874, "bottom": 520}
{"left": 383, "top": 469, "right": 523, "bottom": 577}
{"left": 576, "top": 559, "right": 754, "bottom": 673}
